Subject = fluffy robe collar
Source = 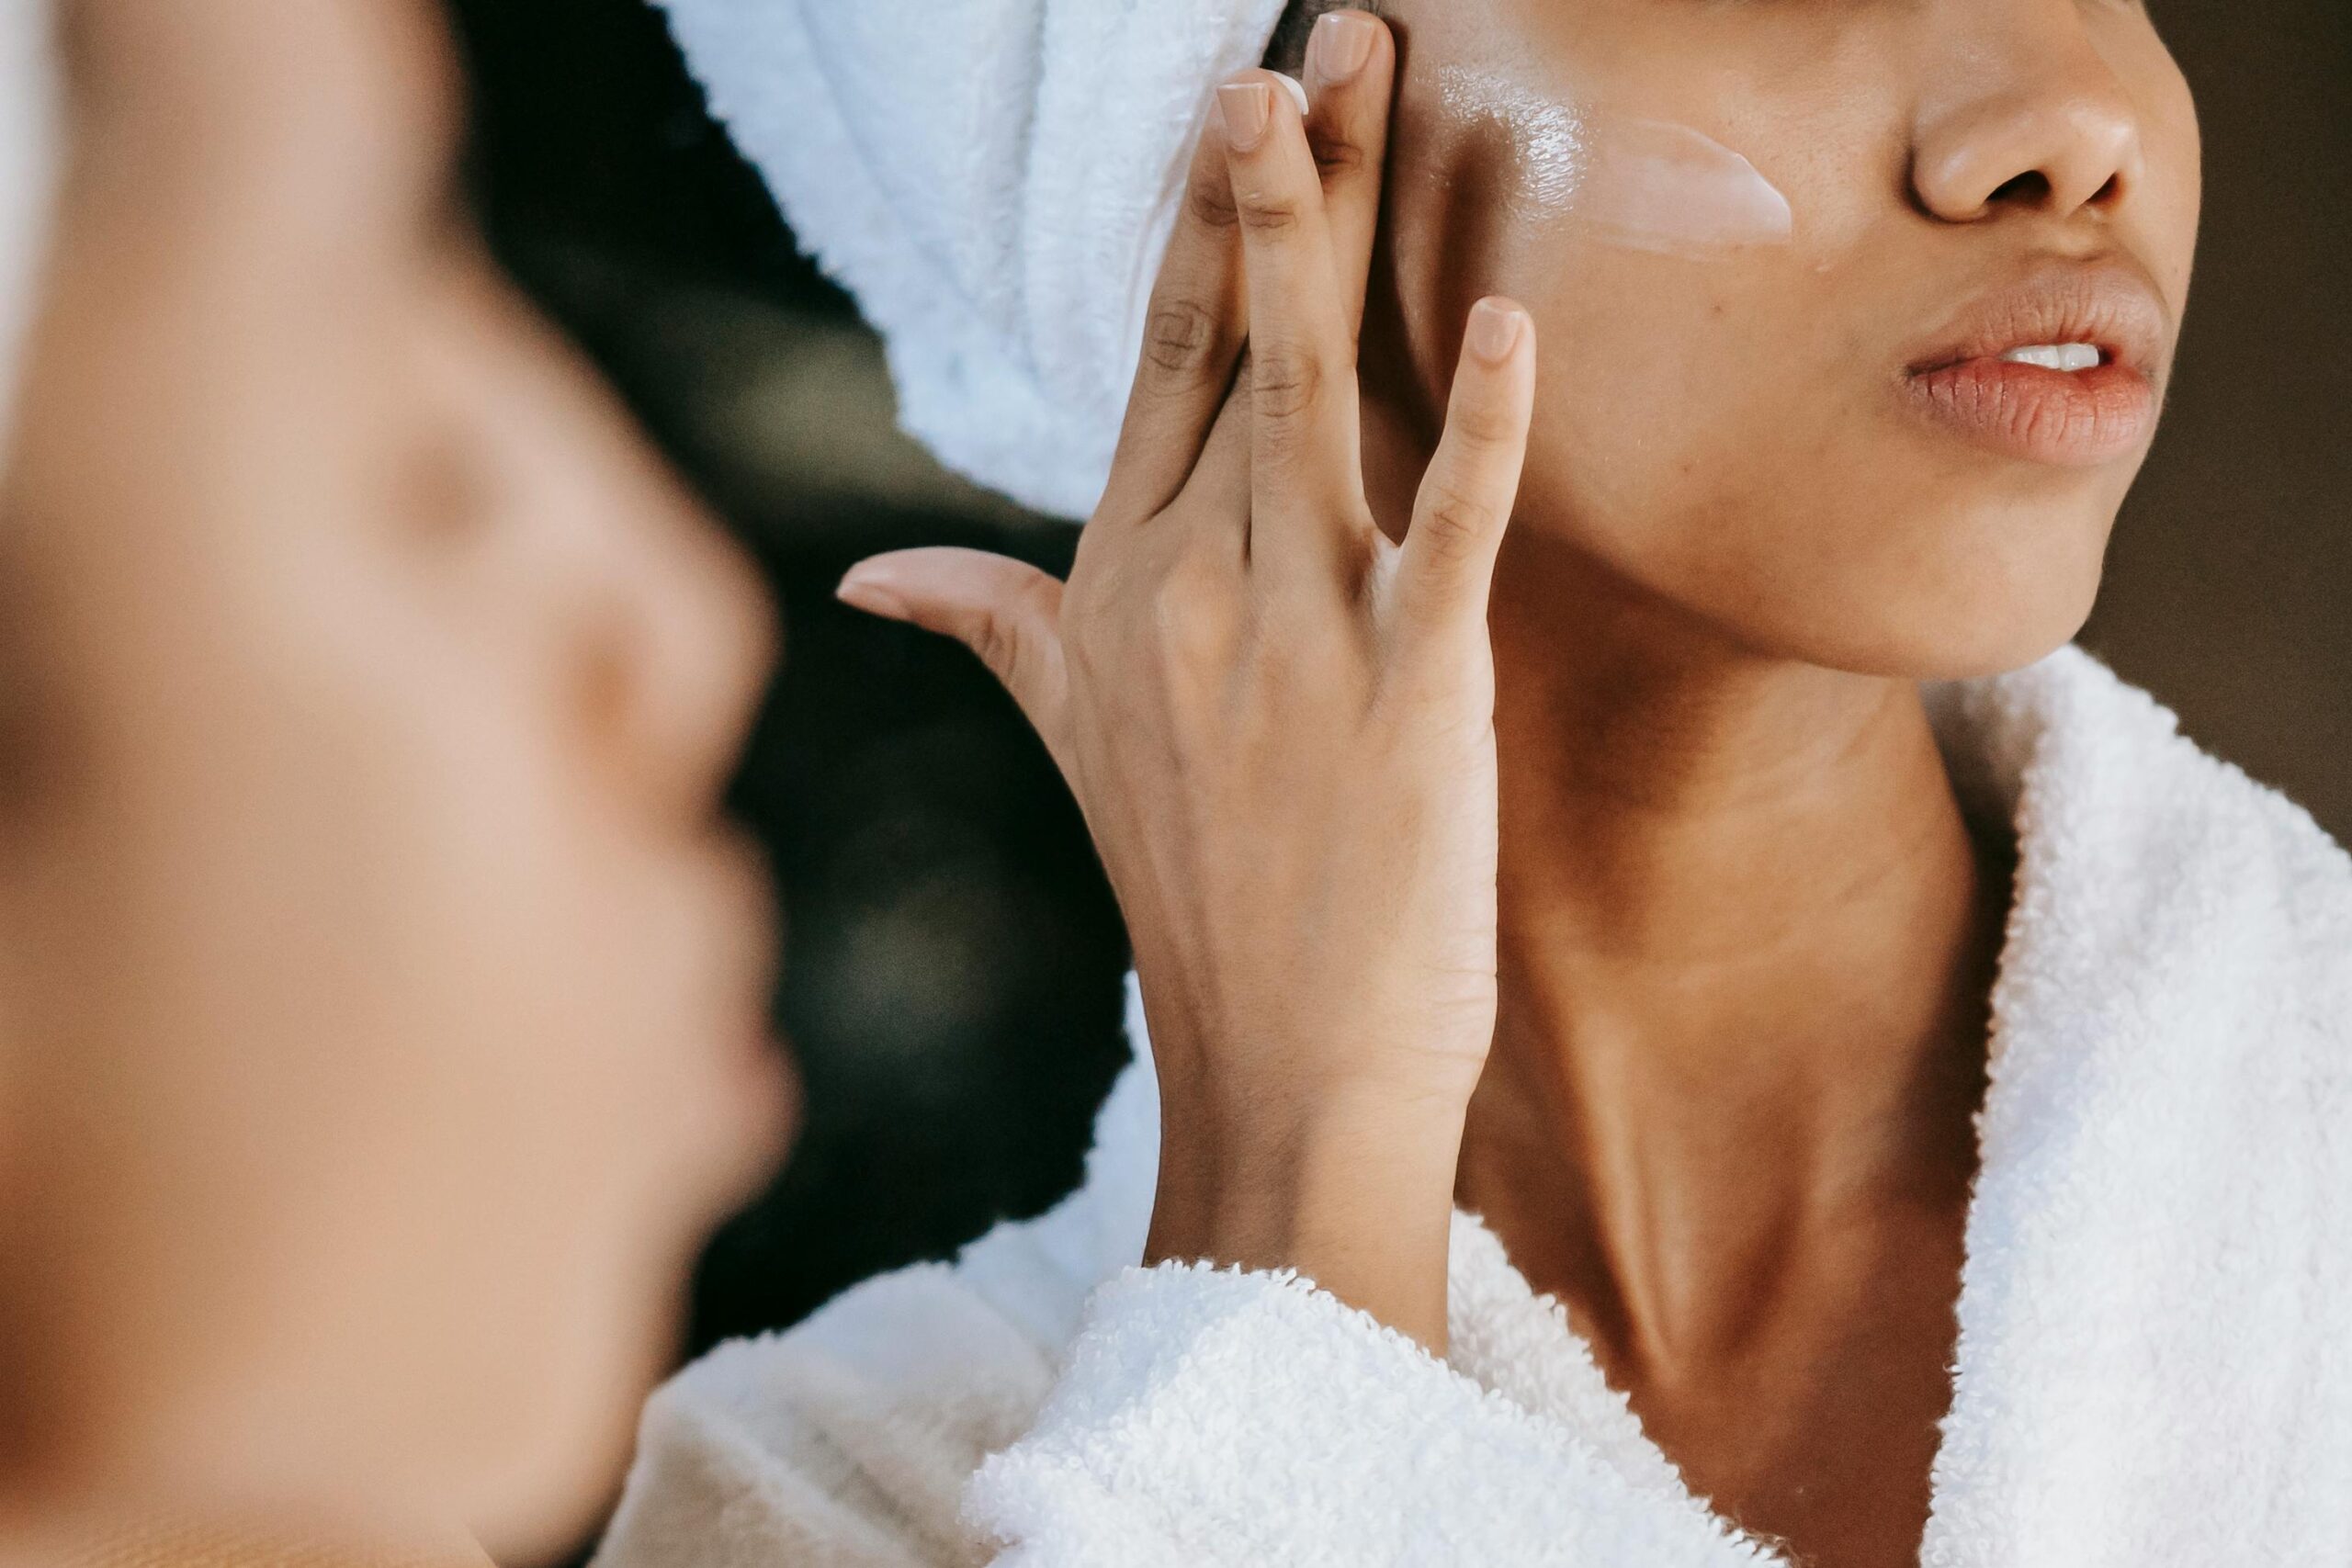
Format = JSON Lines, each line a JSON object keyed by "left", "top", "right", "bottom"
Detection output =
{"left": 1068, "top": 638, "right": 2352, "bottom": 1565}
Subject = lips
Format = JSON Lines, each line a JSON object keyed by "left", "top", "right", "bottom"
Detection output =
{"left": 1902, "top": 257, "right": 2173, "bottom": 468}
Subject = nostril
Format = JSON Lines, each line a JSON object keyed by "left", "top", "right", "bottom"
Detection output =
{"left": 1988, "top": 170, "right": 2052, "bottom": 208}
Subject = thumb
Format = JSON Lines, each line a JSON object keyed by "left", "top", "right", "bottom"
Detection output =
{"left": 837, "top": 547, "right": 1071, "bottom": 753}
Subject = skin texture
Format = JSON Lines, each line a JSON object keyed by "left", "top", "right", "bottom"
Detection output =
{"left": 849, "top": 5, "right": 2202, "bottom": 1567}
{"left": 0, "top": 1, "right": 791, "bottom": 1561}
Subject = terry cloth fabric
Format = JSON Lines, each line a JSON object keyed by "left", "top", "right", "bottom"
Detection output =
{"left": 594, "top": 640, "right": 2352, "bottom": 1566}
{"left": 651, "top": 0, "right": 1292, "bottom": 522}
{"left": 0, "top": 0, "right": 62, "bottom": 465}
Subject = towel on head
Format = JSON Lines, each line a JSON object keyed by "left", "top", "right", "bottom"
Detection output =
{"left": 655, "top": 0, "right": 1294, "bottom": 522}
{"left": 0, "top": 0, "right": 62, "bottom": 465}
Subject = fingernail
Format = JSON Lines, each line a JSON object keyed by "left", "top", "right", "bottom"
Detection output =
{"left": 1272, "top": 72, "right": 1309, "bottom": 118}
{"left": 1308, "top": 11, "right": 1378, "bottom": 85}
{"left": 1468, "top": 299, "right": 1526, "bottom": 364}
{"left": 836, "top": 565, "right": 910, "bottom": 621}
{"left": 1217, "top": 80, "right": 1272, "bottom": 151}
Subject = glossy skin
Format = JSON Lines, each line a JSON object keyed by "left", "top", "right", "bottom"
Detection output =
{"left": 0, "top": 2, "right": 790, "bottom": 1560}
{"left": 855, "top": 5, "right": 2202, "bottom": 1566}
{"left": 1365, "top": 0, "right": 2199, "bottom": 678}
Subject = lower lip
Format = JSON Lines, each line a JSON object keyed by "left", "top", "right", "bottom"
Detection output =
{"left": 1905, "top": 357, "right": 2155, "bottom": 468}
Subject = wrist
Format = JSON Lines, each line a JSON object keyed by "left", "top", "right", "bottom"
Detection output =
{"left": 1145, "top": 1084, "right": 1467, "bottom": 1351}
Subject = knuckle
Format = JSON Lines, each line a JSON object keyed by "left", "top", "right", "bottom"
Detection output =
{"left": 968, "top": 611, "right": 1024, "bottom": 685}
{"left": 1310, "top": 132, "right": 1370, "bottom": 184}
{"left": 1149, "top": 555, "right": 1236, "bottom": 666}
{"left": 962, "top": 587, "right": 1057, "bottom": 702}
{"left": 1142, "top": 298, "right": 1222, "bottom": 382}
{"left": 1186, "top": 165, "right": 1242, "bottom": 231}
{"left": 1448, "top": 396, "right": 1523, "bottom": 453}
{"left": 1453, "top": 412, "right": 1520, "bottom": 457}
{"left": 1236, "top": 189, "right": 1307, "bottom": 236}
{"left": 1250, "top": 344, "right": 1325, "bottom": 425}
{"left": 1418, "top": 485, "right": 1499, "bottom": 562}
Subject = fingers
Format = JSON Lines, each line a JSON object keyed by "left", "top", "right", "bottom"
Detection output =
{"left": 1098, "top": 114, "right": 1250, "bottom": 525}
{"left": 836, "top": 549, "right": 1072, "bottom": 761}
{"left": 1392, "top": 299, "right": 1537, "bottom": 641}
{"left": 1217, "top": 69, "right": 1372, "bottom": 583}
{"left": 1301, "top": 11, "right": 1396, "bottom": 344}
{"left": 1099, "top": 10, "right": 1396, "bottom": 547}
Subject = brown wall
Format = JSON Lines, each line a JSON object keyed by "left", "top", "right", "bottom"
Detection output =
{"left": 2086, "top": 4, "right": 2352, "bottom": 840}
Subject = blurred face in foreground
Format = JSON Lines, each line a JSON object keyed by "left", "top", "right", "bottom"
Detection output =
{"left": 0, "top": 0, "right": 792, "bottom": 1556}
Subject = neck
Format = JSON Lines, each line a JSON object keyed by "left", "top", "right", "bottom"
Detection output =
{"left": 1457, "top": 532, "right": 2010, "bottom": 1371}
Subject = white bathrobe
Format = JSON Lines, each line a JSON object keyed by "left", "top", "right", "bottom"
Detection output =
{"left": 592, "top": 640, "right": 2352, "bottom": 1566}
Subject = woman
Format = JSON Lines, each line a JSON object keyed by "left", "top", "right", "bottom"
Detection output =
{"left": 0, "top": 1, "right": 792, "bottom": 1561}
{"left": 601, "top": 2, "right": 2351, "bottom": 1565}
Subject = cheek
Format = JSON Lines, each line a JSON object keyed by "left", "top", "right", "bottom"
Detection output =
{"left": 2139, "top": 71, "right": 2203, "bottom": 302}
{"left": 1503, "top": 236, "right": 1841, "bottom": 521}
{"left": 1492, "top": 237, "right": 2122, "bottom": 675}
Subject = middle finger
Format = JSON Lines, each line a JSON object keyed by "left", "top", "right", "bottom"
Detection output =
{"left": 1302, "top": 10, "right": 1397, "bottom": 344}
{"left": 1216, "top": 70, "right": 1372, "bottom": 588}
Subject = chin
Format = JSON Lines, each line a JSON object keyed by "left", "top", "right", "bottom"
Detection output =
{"left": 469, "top": 1382, "right": 640, "bottom": 1568}
{"left": 1804, "top": 560, "right": 2103, "bottom": 682}
{"left": 1781, "top": 485, "right": 2118, "bottom": 681}
{"left": 460, "top": 1280, "right": 683, "bottom": 1565}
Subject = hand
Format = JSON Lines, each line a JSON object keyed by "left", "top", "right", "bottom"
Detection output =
{"left": 833, "top": 13, "right": 1535, "bottom": 1351}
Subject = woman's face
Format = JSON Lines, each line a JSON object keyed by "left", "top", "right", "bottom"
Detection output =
{"left": 1367, "top": 0, "right": 2200, "bottom": 678}
{"left": 0, "top": 0, "right": 789, "bottom": 1553}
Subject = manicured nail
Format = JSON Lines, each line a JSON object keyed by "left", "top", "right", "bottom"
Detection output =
{"left": 1467, "top": 299, "right": 1526, "bottom": 364}
{"left": 835, "top": 565, "right": 910, "bottom": 621}
{"left": 1308, "top": 11, "right": 1378, "bottom": 85}
{"left": 1272, "top": 72, "right": 1309, "bottom": 118}
{"left": 1217, "top": 80, "right": 1272, "bottom": 151}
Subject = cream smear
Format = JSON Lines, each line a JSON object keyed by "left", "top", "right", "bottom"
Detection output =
{"left": 1436, "top": 68, "right": 1792, "bottom": 258}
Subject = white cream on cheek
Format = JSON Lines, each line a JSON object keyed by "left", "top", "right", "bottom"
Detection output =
{"left": 1436, "top": 66, "right": 1792, "bottom": 258}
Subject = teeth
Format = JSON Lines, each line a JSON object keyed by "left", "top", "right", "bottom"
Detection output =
{"left": 2000, "top": 343, "right": 2103, "bottom": 372}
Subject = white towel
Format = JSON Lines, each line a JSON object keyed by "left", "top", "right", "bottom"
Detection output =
{"left": 594, "top": 640, "right": 2352, "bottom": 1565}
{"left": 653, "top": 0, "right": 1293, "bottom": 521}
{"left": 0, "top": 0, "right": 61, "bottom": 465}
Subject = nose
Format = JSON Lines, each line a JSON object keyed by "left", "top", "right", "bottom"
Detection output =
{"left": 419, "top": 259, "right": 777, "bottom": 818}
{"left": 1910, "top": 3, "right": 2145, "bottom": 224}
{"left": 587, "top": 503, "right": 778, "bottom": 816}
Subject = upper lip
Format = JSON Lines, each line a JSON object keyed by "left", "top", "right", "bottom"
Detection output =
{"left": 1906, "top": 255, "right": 2173, "bottom": 380}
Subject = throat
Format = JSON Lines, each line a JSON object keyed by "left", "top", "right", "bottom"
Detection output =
{"left": 1464, "top": 627, "right": 2013, "bottom": 1345}
{"left": 1453, "top": 654, "right": 2015, "bottom": 1568}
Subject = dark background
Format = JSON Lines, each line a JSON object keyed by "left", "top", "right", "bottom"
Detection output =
{"left": 441, "top": 0, "right": 2352, "bottom": 1500}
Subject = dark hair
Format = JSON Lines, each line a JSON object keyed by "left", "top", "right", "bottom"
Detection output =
{"left": 1263, "top": 0, "right": 1385, "bottom": 74}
